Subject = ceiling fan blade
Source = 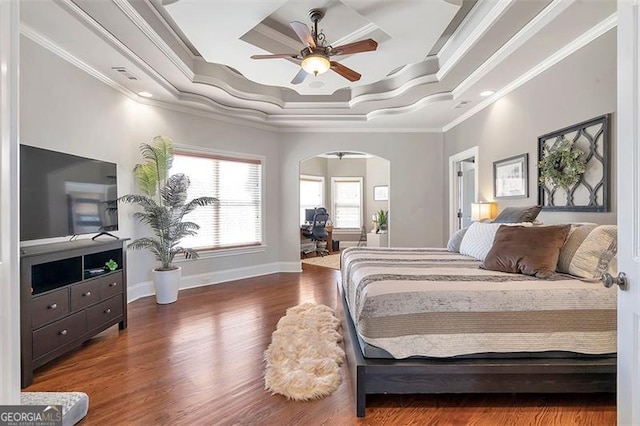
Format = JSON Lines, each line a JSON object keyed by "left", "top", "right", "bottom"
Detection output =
{"left": 330, "top": 39, "right": 378, "bottom": 56}
{"left": 291, "top": 68, "right": 307, "bottom": 85}
{"left": 290, "top": 21, "right": 316, "bottom": 49}
{"left": 251, "top": 53, "right": 298, "bottom": 59}
{"left": 330, "top": 61, "right": 361, "bottom": 82}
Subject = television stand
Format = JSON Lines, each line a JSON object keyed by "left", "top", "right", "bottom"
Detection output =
{"left": 92, "top": 231, "right": 119, "bottom": 241}
{"left": 20, "top": 238, "right": 129, "bottom": 387}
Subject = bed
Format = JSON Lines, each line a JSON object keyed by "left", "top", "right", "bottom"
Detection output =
{"left": 339, "top": 246, "right": 617, "bottom": 417}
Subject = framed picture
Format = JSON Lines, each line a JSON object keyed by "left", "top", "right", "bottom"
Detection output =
{"left": 493, "top": 153, "right": 529, "bottom": 199}
{"left": 373, "top": 185, "right": 389, "bottom": 201}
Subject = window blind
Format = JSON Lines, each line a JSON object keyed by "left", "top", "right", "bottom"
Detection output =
{"left": 332, "top": 178, "right": 362, "bottom": 229}
{"left": 172, "top": 151, "right": 263, "bottom": 250}
{"left": 299, "top": 176, "right": 324, "bottom": 225}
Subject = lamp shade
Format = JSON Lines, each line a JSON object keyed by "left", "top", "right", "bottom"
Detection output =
{"left": 471, "top": 202, "right": 495, "bottom": 222}
{"left": 301, "top": 54, "right": 330, "bottom": 76}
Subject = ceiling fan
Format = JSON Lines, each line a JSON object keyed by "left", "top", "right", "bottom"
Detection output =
{"left": 325, "top": 151, "right": 366, "bottom": 160}
{"left": 250, "top": 9, "right": 378, "bottom": 85}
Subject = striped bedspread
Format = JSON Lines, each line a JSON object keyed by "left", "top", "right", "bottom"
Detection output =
{"left": 340, "top": 247, "right": 617, "bottom": 359}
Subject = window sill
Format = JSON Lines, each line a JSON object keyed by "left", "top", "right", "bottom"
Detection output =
{"left": 173, "top": 245, "right": 267, "bottom": 262}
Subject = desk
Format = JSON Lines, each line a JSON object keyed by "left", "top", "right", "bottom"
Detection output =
{"left": 300, "top": 226, "right": 333, "bottom": 253}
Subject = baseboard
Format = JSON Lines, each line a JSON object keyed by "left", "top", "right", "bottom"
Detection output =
{"left": 127, "top": 261, "right": 302, "bottom": 303}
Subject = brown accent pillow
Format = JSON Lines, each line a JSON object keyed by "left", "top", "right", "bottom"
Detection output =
{"left": 480, "top": 224, "right": 571, "bottom": 278}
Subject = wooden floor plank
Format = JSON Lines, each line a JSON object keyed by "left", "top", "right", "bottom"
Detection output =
{"left": 25, "top": 264, "right": 616, "bottom": 425}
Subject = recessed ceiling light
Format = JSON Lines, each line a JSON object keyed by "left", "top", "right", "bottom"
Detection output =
{"left": 138, "top": 91, "right": 153, "bottom": 98}
{"left": 480, "top": 90, "right": 495, "bottom": 97}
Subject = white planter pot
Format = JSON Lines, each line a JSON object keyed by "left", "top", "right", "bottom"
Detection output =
{"left": 153, "top": 267, "right": 181, "bottom": 304}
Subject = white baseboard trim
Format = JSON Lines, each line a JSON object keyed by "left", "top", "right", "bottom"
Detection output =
{"left": 127, "top": 261, "right": 302, "bottom": 303}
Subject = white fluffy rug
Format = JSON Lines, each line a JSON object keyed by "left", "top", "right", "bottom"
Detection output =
{"left": 264, "top": 303, "right": 345, "bottom": 400}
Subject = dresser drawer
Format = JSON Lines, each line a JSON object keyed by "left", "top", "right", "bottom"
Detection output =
{"left": 87, "top": 294, "right": 123, "bottom": 331}
{"left": 97, "top": 271, "right": 123, "bottom": 299}
{"left": 70, "top": 280, "right": 101, "bottom": 310}
{"left": 32, "top": 288, "right": 69, "bottom": 329}
{"left": 32, "top": 311, "right": 86, "bottom": 359}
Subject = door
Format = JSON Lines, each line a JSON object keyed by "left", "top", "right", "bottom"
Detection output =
{"left": 460, "top": 160, "right": 475, "bottom": 228}
{"left": 616, "top": 3, "right": 640, "bottom": 424}
{"left": 448, "top": 147, "right": 478, "bottom": 234}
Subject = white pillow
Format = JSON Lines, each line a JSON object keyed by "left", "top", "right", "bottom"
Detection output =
{"left": 459, "top": 222, "right": 533, "bottom": 261}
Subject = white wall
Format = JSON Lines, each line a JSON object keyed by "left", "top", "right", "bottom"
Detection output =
{"left": 281, "top": 131, "right": 445, "bottom": 263}
{"left": 443, "top": 30, "right": 617, "bottom": 235}
{"left": 20, "top": 37, "right": 285, "bottom": 298}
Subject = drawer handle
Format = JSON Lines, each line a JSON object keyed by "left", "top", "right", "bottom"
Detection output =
{"left": 59, "top": 329, "right": 68, "bottom": 336}
{"left": 48, "top": 303, "right": 58, "bottom": 310}
{"left": 109, "top": 282, "right": 118, "bottom": 287}
{"left": 83, "top": 291, "right": 92, "bottom": 297}
{"left": 104, "top": 308, "right": 112, "bottom": 314}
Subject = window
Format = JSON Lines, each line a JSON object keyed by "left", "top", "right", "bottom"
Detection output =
{"left": 171, "top": 150, "right": 263, "bottom": 250}
{"left": 299, "top": 175, "right": 324, "bottom": 225}
{"left": 331, "top": 177, "right": 363, "bottom": 229}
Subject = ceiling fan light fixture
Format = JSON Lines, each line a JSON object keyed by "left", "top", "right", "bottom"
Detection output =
{"left": 301, "top": 54, "right": 330, "bottom": 76}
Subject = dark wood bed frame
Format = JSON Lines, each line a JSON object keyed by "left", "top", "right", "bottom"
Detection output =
{"left": 337, "top": 282, "right": 617, "bottom": 417}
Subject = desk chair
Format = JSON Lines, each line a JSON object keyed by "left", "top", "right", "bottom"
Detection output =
{"left": 301, "top": 207, "right": 330, "bottom": 256}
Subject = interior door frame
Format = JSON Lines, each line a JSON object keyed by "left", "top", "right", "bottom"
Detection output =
{"left": 616, "top": 2, "right": 640, "bottom": 424}
{"left": 448, "top": 146, "right": 479, "bottom": 235}
{"left": 0, "top": 0, "right": 21, "bottom": 404}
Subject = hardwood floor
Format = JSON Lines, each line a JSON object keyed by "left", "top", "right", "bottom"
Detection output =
{"left": 26, "top": 264, "right": 616, "bottom": 425}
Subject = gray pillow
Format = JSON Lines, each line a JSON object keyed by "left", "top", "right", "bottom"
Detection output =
{"left": 493, "top": 205, "right": 542, "bottom": 223}
{"left": 447, "top": 227, "right": 468, "bottom": 252}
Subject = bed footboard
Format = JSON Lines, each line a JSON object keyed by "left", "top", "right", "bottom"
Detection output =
{"left": 337, "top": 281, "right": 616, "bottom": 418}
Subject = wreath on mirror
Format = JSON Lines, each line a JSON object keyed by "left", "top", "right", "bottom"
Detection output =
{"left": 538, "top": 137, "right": 586, "bottom": 190}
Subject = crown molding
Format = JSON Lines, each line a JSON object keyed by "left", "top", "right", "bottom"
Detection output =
{"left": 24, "top": 0, "right": 615, "bottom": 133}
{"left": 56, "top": 0, "right": 178, "bottom": 96}
{"left": 20, "top": 23, "right": 134, "bottom": 99}
{"left": 436, "top": 0, "right": 515, "bottom": 81}
{"left": 112, "top": 0, "right": 195, "bottom": 80}
{"left": 452, "top": 0, "right": 576, "bottom": 98}
{"left": 143, "top": 0, "right": 199, "bottom": 60}
{"left": 367, "top": 92, "right": 452, "bottom": 120}
{"left": 60, "top": 0, "right": 455, "bottom": 114}
{"left": 443, "top": 13, "right": 617, "bottom": 132}
{"left": 278, "top": 127, "right": 443, "bottom": 134}
{"left": 330, "top": 22, "right": 378, "bottom": 48}
{"left": 138, "top": 96, "right": 279, "bottom": 132}
{"left": 253, "top": 22, "right": 302, "bottom": 52}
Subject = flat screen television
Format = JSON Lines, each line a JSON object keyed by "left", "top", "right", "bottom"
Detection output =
{"left": 20, "top": 145, "right": 118, "bottom": 241}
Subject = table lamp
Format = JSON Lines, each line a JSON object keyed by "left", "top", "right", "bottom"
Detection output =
{"left": 471, "top": 202, "right": 495, "bottom": 222}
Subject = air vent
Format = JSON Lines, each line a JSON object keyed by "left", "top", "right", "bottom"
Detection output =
{"left": 454, "top": 101, "right": 470, "bottom": 109}
{"left": 111, "top": 67, "right": 139, "bottom": 81}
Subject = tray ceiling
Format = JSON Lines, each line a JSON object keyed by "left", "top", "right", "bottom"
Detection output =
{"left": 19, "top": 0, "right": 617, "bottom": 131}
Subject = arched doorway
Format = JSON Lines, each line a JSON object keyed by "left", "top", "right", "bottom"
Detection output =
{"left": 299, "top": 151, "right": 390, "bottom": 255}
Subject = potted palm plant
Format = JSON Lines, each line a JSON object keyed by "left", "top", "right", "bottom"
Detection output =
{"left": 119, "top": 136, "right": 217, "bottom": 304}
{"left": 376, "top": 209, "right": 388, "bottom": 233}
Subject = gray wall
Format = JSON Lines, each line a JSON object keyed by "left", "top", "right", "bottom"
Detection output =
{"left": 281, "top": 132, "right": 444, "bottom": 262}
{"left": 300, "top": 156, "right": 391, "bottom": 242}
{"left": 299, "top": 156, "right": 327, "bottom": 179}
{"left": 20, "top": 37, "right": 283, "bottom": 290}
{"left": 443, "top": 29, "right": 617, "bottom": 235}
{"left": 365, "top": 156, "right": 391, "bottom": 231}
{"left": 20, "top": 36, "right": 445, "bottom": 291}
